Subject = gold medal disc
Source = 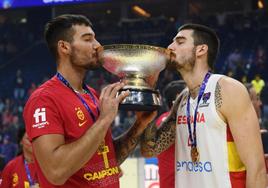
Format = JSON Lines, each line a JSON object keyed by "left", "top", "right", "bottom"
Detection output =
{"left": 191, "top": 146, "right": 200, "bottom": 163}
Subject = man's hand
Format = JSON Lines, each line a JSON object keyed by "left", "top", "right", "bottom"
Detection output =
{"left": 98, "top": 82, "right": 129, "bottom": 124}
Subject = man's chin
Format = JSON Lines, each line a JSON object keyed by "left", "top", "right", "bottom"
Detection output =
{"left": 166, "top": 60, "right": 178, "bottom": 70}
{"left": 84, "top": 61, "right": 102, "bottom": 70}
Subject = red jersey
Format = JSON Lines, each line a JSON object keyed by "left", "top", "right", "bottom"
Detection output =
{"left": 0, "top": 155, "right": 38, "bottom": 188}
{"left": 156, "top": 112, "right": 175, "bottom": 188}
{"left": 23, "top": 76, "right": 120, "bottom": 188}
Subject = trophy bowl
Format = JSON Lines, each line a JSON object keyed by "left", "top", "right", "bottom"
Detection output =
{"left": 100, "top": 44, "right": 169, "bottom": 111}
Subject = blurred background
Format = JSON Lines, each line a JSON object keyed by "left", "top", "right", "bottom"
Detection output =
{"left": 0, "top": 0, "right": 267, "bottom": 187}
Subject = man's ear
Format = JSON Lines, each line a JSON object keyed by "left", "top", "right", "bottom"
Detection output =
{"left": 196, "top": 44, "right": 208, "bottom": 57}
{"left": 58, "top": 40, "right": 71, "bottom": 55}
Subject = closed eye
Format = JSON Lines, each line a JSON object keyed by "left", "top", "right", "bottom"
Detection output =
{"left": 174, "top": 36, "right": 186, "bottom": 45}
{"left": 81, "top": 33, "right": 94, "bottom": 42}
{"left": 176, "top": 40, "right": 184, "bottom": 45}
{"left": 84, "top": 38, "right": 91, "bottom": 42}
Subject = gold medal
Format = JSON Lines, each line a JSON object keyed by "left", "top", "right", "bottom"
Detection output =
{"left": 187, "top": 72, "right": 211, "bottom": 164}
{"left": 191, "top": 146, "right": 199, "bottom": 163}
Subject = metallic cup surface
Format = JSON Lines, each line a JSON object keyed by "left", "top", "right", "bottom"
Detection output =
{"left": 100, "top": 44, "right": 169, "bottom": 111}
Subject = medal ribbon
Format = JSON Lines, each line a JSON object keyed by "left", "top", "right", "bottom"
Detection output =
{"left": 56, "top": 72, "right": 100, "bottom": 122}
{"left": 24, "top": 159, "right": 34, "bottom": 186}
{"left": 186, "top": 72, "right": 211, "bottom": 148}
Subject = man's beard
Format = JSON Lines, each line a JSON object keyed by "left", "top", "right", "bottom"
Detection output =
{"left": 186, "top": 48, "right": 196, "bottom": 69}
{"left": 167, "top": 48, "right": 196, "bottom": 71}
{"left": 70, "top": 52, "right": 101, "bottom": 70}
{"left": 84, "top": 60, "right": 102, "bottom": 70}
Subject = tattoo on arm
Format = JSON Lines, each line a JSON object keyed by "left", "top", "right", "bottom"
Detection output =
{"left": 140, "top": 91, "right": 183, "bottom": 157}
{"left": 140, "top": 122, "right": 158, "bottom": 157}
{"left": 114, "top": 91, "right": 183, "bottom": 163}
{"left": 215, "top": 82, "right": 223, "bottom": 109}
{"left": 114, "top": 114, "right": 177, "bottom": 163}
{"left": 114, "top": 122, "right": 143, "bottom": 165}
{"left": 141, "top": 117, "right": 176, "bottom": 157}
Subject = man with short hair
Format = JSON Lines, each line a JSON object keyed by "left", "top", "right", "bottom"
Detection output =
{"left": 141, "top": 23, "right": 267, "bottom": 188}
{"left": 23, "top": 14, "right": 156, "bottom": 188}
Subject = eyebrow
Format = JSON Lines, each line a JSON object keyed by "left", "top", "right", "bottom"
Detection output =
{"left": 173, "top": 36, "right": 186, "bottom": 41}
{"left": 81, "top": 33, "right": 94, "bottom": 38}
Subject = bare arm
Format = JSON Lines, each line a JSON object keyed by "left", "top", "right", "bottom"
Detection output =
{"left": 32, "top": 82, "right": 129, "bottom": 185}
{"left": 113, "top": 111, "right": 157, "bottom": 165}
{"left": 140, "top": 115, "right": 176, "bottom": 157}
{"left": 217, "top": 77, "right": 267, "bottom": 188}
{"left": 33, "top": 120, "right": 110, "bottom": 185}
{"left": 113, "top": 72, "right": 166, "bottom": 163}
{"left": 140, "top": 92, "right": 184, "bottom": 157}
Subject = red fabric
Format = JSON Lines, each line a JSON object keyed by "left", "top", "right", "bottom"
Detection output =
{"left": 226, "top": 124, "right": 246, "bottom": 187}
{"left": 23, "top": 76, "right": 120, "bottom": 188}
{"left": 229, "top": 171, "right": 246, "bottom": 188}
{"left": 226, "top": 124, "right": 234, "bottom": 142}
{"left": 156, "top": 112, "right": 175, "bottom": 188}
{"left": 0, "top": 155, "right": 38, "bottom": 188}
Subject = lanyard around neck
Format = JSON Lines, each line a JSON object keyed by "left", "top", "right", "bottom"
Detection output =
{"left": 186, "top": 72, "right": 211, "bottom": 148}
{"left": 56, "top": 72, "right": 99, "bottom": 122}
{"left": 24, "top": 159, "right": 34, "bottom": 186}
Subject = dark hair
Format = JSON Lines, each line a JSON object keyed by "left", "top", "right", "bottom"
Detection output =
{"left": 163, "top": 80, "right": 186, "bottom": 108}
{"left": 178, "top": 23, "right": 220, "bottom": 71}
{"left": 44, "top": 14, "right": 93, "bottom": 60}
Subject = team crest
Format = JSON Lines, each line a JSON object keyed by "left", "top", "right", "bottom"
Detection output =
{"left": 199, "top": 92, "right": 211, "bottom": 107}
{"left": 75, "top": 107, "right": 85, "bottom": 121}
{"left": 75, "top": 107, "right": 87, "bottom": 127}
{"left": 12, "top": 173, "right": 19, "bottom": 187}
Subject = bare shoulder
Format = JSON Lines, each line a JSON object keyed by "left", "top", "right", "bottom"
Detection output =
{"left": 218, "top": 76, "right": 249, "bottom": 103}
{"left": 219, "top": 76, "right": 247, "bottom": 92}
{"left": 216, "top": 76, "right": 251, "bottom": 117}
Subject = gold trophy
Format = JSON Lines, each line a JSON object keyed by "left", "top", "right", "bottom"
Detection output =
{"left": 100, "top": 44, "right": 169, "bottom": 111}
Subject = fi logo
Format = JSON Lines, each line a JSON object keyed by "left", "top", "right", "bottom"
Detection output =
{"left": 33, "top": 108, "right": 46, "bottom": 123}
{"left": 32, "top": 108, "right": 49, "bottom": 128}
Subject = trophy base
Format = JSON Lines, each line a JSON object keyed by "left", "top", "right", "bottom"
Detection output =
{"left": 118, "top": 88, "right": 161, "bottom": 111}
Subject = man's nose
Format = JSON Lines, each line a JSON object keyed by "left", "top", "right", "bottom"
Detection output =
{"left": 94, "top": 39, "right": 101, "bottom": 49}
{"left": 167, "top": 42, "right": 174, "bottom": 50}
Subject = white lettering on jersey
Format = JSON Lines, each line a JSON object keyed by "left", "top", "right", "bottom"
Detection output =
{"left": 32, "top": 108, "right": 49, "bottom": 128}
{"left": 33, "top": 108, "right": 46, "bottom": 123}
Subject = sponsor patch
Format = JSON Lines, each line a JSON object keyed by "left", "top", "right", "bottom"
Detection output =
{"left": 32, "top": 108, "right": 49, "bottom": 128}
